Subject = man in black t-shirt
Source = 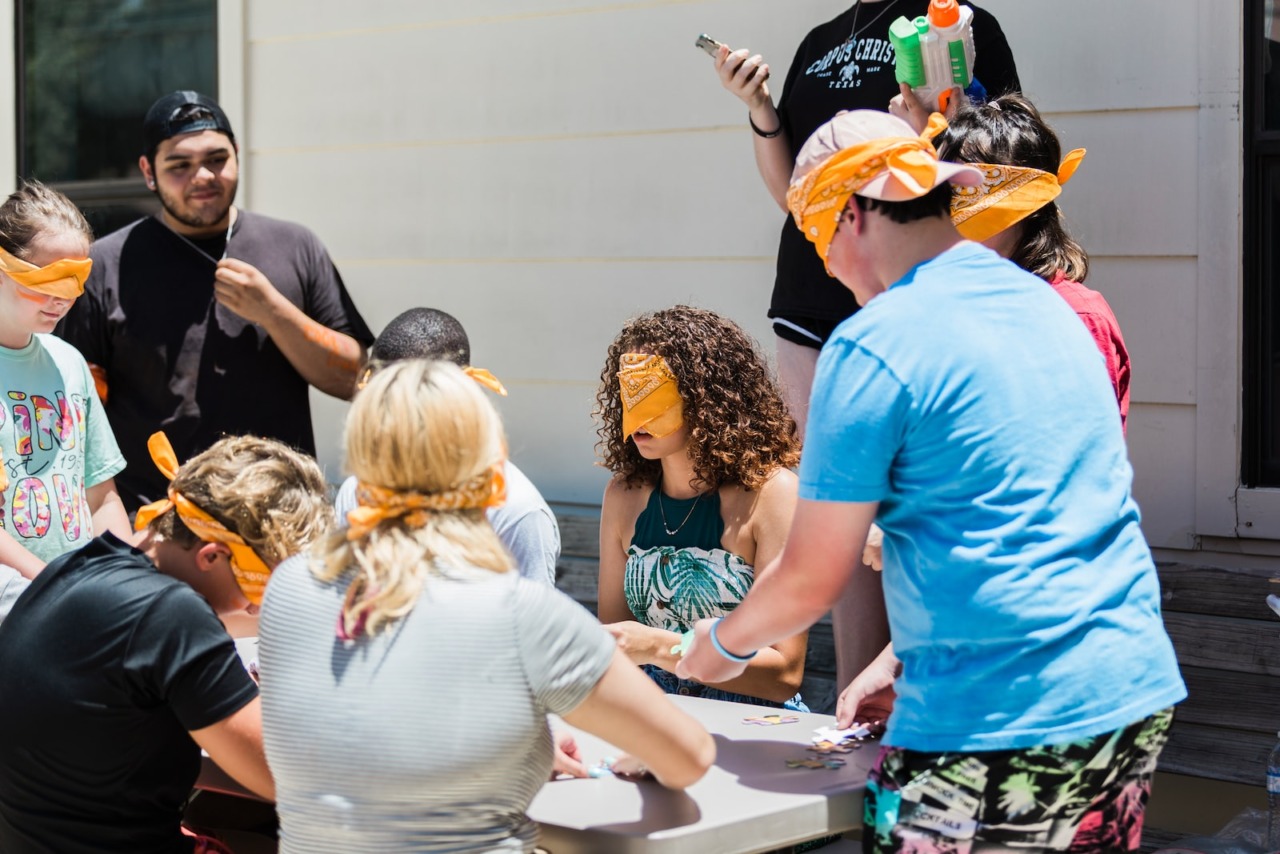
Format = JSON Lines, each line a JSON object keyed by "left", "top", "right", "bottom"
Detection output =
{"left": 0, "top": 434, "right": 331, "bottom": 854}
{"left": 59, "top": 91, "right": 375, "bottom": 512}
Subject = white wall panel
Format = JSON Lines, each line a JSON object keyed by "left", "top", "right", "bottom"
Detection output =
{"left": 1127, "top": 403, "right": 1198, "bottom": 550}
{"left": 248, "top": 131, "right": 783, "bottom": 260}
{"left": 1088, "top": 257, "right": 1197, "bottom": 406}
{"left": 309, "top": 258, "right": 782, "bottom": 501}
{"left": 247, "top": 1, "right": 841, "bottom": 150}
{"left": 980, "top": 0, "right": 1200, "bottom": 112}
{"left": 1045, "top": 109, "right": 1200, "bottom": 258}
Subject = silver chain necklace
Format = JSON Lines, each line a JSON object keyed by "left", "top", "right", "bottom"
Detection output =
{"left": 157, "top": 209, "right": 236, "bottom": 267}
{"left": 844, "top": 0, "right": 901, "bottom": 49}
{"left": 658, "top": 488, "right": 705, "bottom": 537}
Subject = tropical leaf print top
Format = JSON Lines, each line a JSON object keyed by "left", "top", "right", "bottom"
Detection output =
{"left": 624, "top": 486, "right": 755, "bottom": 633}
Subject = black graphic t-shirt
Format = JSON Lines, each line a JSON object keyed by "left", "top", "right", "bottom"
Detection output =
{"left": 770, "top": 0, "right": 1021, "bottom": 330}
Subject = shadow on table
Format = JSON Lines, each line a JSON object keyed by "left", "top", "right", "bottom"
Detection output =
{"left": 711, "top": 734, "right": 875, "bottom": 796}
{"left": 580, "top": 780, "right": 702, "bottom": 834}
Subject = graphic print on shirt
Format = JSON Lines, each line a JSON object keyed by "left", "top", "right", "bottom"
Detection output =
{"left": 0, "top": 389, "right": 91, "bottom": 541}
{"left": 805, "top": 37, "right": 896, "bottom": 89}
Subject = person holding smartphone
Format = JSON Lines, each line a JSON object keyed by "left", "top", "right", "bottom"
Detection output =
{"left": 705, "top": 0, "right": 1020, "bottom": 698}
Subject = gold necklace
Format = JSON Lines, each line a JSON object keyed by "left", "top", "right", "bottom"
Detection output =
{"left": 658, "top": 488, "right": 704, "bottom": 537}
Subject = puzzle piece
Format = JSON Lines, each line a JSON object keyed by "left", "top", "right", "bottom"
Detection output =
{"left": 811, "top": 724, "right": 871, "bottom": 744}
{"left": 742, "top": 714, "right": 800, "bottom": 726}
{"left": 807, "top": 740, "right": 856, "bottom": 754}
{"left": 785, "top": 757, "right": 846, "bottom": 770}
{"left": 669, "top": 630, "right": 694, "bottom": 657}
{"left": 588, "top": 757, "right": 617, "bottom": 779}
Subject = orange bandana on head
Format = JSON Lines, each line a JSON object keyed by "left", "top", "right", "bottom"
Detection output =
{"left": 463, "top": 366, "right": 508, "bottom": 396}
{"left": 345, "top": 464, "right": 507, "bottom": 541}
{"left": 951, "top": 149, "right": 1086, "bottom": 242}
{"left": 134, "top": 432, "right": 274, "bottom": 606}
{"left": 786, "top": 114, "right": 952, "bottom": 272}
{"left": 0, "top": 246, "right": 91, "bottom": 300}
{"left": 618, "top": 353, "right": 683, "bottom": 441}
{"left": 359, "top": 364, "right": 508, "bottom": 397}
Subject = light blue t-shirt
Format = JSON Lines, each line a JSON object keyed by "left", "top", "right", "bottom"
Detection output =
{"left": 800, "top": 242, "right": 1185, "bottom": 753}
{"left": 0, "top": 334, "right": 125, "bottom": 563}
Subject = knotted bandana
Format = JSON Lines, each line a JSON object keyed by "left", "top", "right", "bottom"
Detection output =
{"left": 463, "top": 366, "right": 507, "bottom": 396}
{"left": 0, "top": 246, "right": 91, "bottom": 300}
{"left": 358, "top": 363, "right": 508, "bottom": 397}
{"left": 134, "top": 432, "right": 273, "bottom": 605}
{"left": 787, "top": 113, "right": 965, "bottom": 271}
{"left": 618, "top": 353, "right": 684, "bottom": 441}
{"left": 950, "top": 149, "right": 1086, "bottom": 242}
{"left": 345, "top": 464, "right": 507, "bottom": 541}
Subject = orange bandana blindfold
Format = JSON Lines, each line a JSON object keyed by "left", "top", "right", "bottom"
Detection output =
{"left": 786, "top": 114, "right": 951, "bottom": 272}
{"left": 134, "top": 432, "right": 273, "bottom": 606}
{"left": 618, "top": 353, "right": 684, "bottom": 441}
{"left": 0, "top": 246, "right": 91, "bottom": 300}
{"left": 950, "top": 149, "right": 1086, "bottom": 242}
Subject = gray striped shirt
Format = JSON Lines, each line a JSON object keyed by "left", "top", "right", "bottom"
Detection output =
{"left": 259, "top": 554, "right": 614, "bottom": 852}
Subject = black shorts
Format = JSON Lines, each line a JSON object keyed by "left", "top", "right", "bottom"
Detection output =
{"left": 771, "top": 315, "right": 842, "bottom": 350}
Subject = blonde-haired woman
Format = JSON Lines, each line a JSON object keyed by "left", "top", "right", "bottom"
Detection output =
{"left": 258, "top": 360, "right": 714, "bottom": 853}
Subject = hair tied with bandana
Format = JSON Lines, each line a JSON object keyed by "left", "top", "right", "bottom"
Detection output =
{"left": 133, "top": 432, "right": 275, "bottom": 606}
{"left": 344, "top": 463, "right": 507, "bottom": 541}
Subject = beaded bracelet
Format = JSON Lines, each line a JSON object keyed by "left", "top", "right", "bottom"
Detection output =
{"left": 749, "top": 114, "right": 782, "bottom": 139}
{"left": 709, "top": 618, "right": 758, "bottom": 663}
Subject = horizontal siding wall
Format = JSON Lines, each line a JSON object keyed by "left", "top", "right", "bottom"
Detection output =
{"left": 243, "top": 1, "right": 1224, "bottom": 549}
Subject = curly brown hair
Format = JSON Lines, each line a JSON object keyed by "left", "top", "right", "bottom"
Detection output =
{"left": 595, "top": 306, "right": 799, "bottom": 491}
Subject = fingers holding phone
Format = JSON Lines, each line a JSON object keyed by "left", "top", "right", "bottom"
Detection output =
{"left": 700, "top": 34, "right": 770, "bottom": 109}
{"left": 718, "top": 48, "right": 771, "bottom": 108}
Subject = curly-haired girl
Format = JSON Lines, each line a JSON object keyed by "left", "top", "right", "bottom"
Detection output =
{"left": 596, "top": 305, "right": 807, "bottom": 709}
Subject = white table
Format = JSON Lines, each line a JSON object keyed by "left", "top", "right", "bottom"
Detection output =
{"left": 529, "top": 695, "right": 870, "bottom": 854}
{"left": 197, "top": 692, "right": 873, "bottom": 852}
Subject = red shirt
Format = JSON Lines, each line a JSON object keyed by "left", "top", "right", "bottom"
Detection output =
{"left": 1049, "top": 272, "right": 1130, "bottom": 433}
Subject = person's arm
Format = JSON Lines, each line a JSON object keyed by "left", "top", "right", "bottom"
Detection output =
{"left": 0, "top": 530, "right": 44, "bottom": 579}
{"left": 212, "top": 257, "right": 365, "bottom": 400}
{"left": 86, "top": 478, "right": 130, "bottom": 542}
{"left": 597, "top": 479, "right": 636, "bottom": 625}
{"left": 0, "top": 565, "right": 31, "bottom": 628}
{"left": 190, "top": 696, "right": 275, "bottom": 801}
{"left": 713, "top": 44, "right": 793, "bottom": 211}
{"left": 606, "top": 473, "right": 808, "bottom": 703}
{"left": 562, "top": 647, "right": 715, "bottom": 790}
{"left": 501, "top": 507, "right": 560, "bottom": 587}
{"left": 677, "top": 498, "right": 879, "bottom": 687}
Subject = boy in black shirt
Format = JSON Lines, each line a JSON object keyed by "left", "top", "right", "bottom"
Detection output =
{"left": 0, "top": 434, "right": 332, "bottom": 854}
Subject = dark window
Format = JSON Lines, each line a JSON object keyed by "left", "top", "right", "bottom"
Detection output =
{"left": 1244, "top": 0, "right": 1280, "bottom": 485}
{"left": 16, "top": 0, "right": 217, "bottom": 237}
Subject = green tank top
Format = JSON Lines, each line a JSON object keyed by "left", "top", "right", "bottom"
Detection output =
{"left": 631, "top": 486, "right": 723, "bottom": 551}
{"left": 626, "top": 485, "right": 754, "bottom": 633}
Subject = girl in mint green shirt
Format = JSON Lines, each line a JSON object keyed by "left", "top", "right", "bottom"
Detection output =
{"left": 0, "top": 182, "right": 127, "bottom": 575}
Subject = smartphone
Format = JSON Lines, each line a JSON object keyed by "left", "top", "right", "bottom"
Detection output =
{"left": 695, "top": 34, "right": 725, "bottom": 57}
{"left": 697, "top": 33, "right": 768, "bottom": 80}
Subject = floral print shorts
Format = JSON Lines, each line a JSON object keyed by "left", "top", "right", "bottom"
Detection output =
{"left": 863, "top": 708, "right": 1174, "bottom": 853}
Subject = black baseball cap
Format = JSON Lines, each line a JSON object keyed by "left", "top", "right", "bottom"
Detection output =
{"left": 142, "top": 90, "right": 235, "bottom": 157}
